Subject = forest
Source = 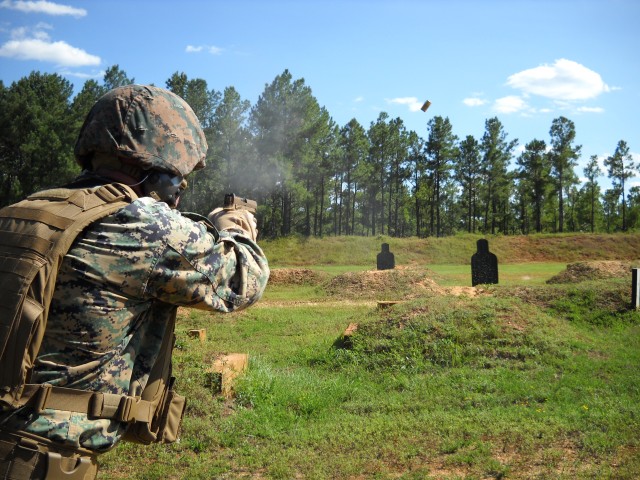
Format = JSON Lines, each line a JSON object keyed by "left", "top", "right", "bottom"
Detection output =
{"left": 0, "top": 65, "right": 637, "bottom": 238}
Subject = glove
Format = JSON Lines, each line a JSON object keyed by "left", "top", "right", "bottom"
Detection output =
{"left": 208, "top": 207, "right": 258, "bottom": 242}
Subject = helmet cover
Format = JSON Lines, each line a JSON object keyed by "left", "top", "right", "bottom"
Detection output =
{"left": 74, "top": 85, "right": 208, "bottom": 176}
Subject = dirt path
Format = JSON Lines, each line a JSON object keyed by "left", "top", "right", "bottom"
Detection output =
{"left": 255, "top": 299, "right": 378, "bottom": 308}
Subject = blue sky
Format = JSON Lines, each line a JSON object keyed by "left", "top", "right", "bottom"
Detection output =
{"left": 1, "top": 0, "right": 638, "bottom": 189}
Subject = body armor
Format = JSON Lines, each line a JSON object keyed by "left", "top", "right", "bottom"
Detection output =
{"left": 0, "top": 183, "right": 185, "bottom": 446}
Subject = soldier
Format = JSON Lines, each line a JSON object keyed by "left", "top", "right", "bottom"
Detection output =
{"left": 0, "top": 85, "right": 269, "bottom": 479}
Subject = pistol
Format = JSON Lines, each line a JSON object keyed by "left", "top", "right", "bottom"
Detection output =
{"left": 223, "top": 193, "right": 257, "bottom": 214}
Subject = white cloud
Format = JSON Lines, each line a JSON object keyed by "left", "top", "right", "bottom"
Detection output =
{"left": 185, "top": 44, "right": 223, "bottom": 55}
{"left": 0, "top": 37, "right": 100, "bottom": 66}
{"left": 506, "top": 58, "right": 609, "bottom": 101}
{"left": 386, "top": 96, "right": 423, "bottom": 112}
{"left": 10, "top": 26, "right": 30, "bottom": 39}
{"left": 11, "top": 23, "right": 52, "bottom": 40}
{"left": 463, "top": 97, "right": 486, "bottom": 107}
{"left": 59, "top": 68, "right": 104, "bottom": 79}
{"left": 353, "top": 96, "right": 364, "bottom": 103}
{"left": 576, "top": 106, "right": 604, "bottom": 113}
{"left": 0, "top": 0, "right": 86, "bottom": 17}
{"left": 493, "top": 95, "right": 528, "bottom": 114}
{"left": 1, "top": 21, "right": 99, "bottom": 67}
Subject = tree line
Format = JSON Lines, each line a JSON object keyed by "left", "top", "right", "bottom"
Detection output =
{"left": 1, "top": 66, "right": 637, "bottom": 238}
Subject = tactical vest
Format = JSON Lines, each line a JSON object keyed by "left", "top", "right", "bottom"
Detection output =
{"left": 0, "top": 183, "right": 185, "bottom": 445}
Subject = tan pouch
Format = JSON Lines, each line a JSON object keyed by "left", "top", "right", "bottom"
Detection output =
{"left": 121, "top": 307, "right": 185, "bottom": 445}
{"left": 157, "top": 386, "right": 187, "bottom": 443}
{"left": 123, "top": 375, "right": 186, "bottom": 445}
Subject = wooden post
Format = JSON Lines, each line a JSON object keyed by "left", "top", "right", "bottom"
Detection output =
{"left": 207, "top": 353, "right": 249, "bottom": 398}
{"left": 632, "top": 268, "right": 640, "bottom": 310}
{"left": 188, "top": 329, "right": 207, "bottom": 342}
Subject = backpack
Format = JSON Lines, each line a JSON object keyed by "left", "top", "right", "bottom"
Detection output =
{"left": 0, "top": 183, "right": 185, "bottom": 444}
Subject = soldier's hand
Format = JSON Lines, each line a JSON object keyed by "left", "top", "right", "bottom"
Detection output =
{"left": 208, "top": 208, "right": 258, "bottom": 241}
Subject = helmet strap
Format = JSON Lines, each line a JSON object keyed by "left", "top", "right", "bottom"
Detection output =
{"left": 142, "top": 171, "right": 187, "bottom": 208}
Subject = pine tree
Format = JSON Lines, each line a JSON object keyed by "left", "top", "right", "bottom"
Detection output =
{"left": 480, "top": 117, "right": 518, "bottom": 234}
{"left": 455, "top": 135, "right": 481, "bottom": 233}
{"left": 516, "top": 139, "right": 551, "bottom": 233}
{"left": 549, "top": 116, "right": 581, "bottom": 233}
{"left": 583, "top": 155, "right": 602, "bottom": 233}
{"left": 604, "top": 140, "right": 637, "bottom": 231}
{"left": 425, "top": 116, "right": 458, "bottom": 237}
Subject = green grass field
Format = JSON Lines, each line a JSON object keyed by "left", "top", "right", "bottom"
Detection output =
{"left": 99, "top": 235, "right": 640, "bottom": 479}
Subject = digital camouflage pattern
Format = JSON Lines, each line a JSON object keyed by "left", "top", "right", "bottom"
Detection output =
{"left": 74, "top": 85, "right": 208, "bottom": 177}
{"left": 0, "top": 197, "right": 269, "bottom": 451}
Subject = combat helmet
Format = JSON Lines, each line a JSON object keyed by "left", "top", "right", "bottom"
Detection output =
{"left": 75, "top": 84, "right": 208, "bottom": 177}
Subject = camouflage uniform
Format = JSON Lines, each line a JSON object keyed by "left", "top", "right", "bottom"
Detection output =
{"left": 0, "top": 85, "right": 269, "bottom": 473}
{"left": 0, "top": 195, "right": 269, "bottom": 451}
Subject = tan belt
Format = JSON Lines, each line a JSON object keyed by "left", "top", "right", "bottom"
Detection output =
{"left": 16, "top": 384, "right": 154, "bottom": 423}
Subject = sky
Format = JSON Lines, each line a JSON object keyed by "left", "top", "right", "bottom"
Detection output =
{"left": 0, "top": 0, "right": 639, "bottom": 190}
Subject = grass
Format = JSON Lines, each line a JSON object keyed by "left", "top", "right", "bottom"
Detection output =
{"left": 427, "top": 262, "right": 567, "bottom": 286}
{"left": 97, "top": 234, "right": 640, "bottom": 479}
{"left": 261, "top": 233, "right": 640, "bottom": 266}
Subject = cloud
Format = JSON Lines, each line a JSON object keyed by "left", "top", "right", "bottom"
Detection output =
{"left": 11, "top": 22, "right": 52, "bottom": 40}
{"left": 59, "top": 68, "right": 104, "bottom": 79}
{"left": 0, "top": 19, "right": 99, "bottom": 67}
{"left": 386, "top": 96, "right": 423, "bottom": 112}
{"left": 576, "top": 106, "right": 604, "bottom": 113}
{"left": 185, "top": 44, "right": 223, "bottom": 55}
{"left": 353, "top": 96, "right": 364, "bottom": 103}
{"left": 506, "top": 59, "right": 610, "bottom": 101}
{"left": 0, "top": 0, "right": 86, "bottom": 17}
{"left": 493, "top": 95, "right": 528, "bottom": 114}
{"left": 0, "top": 37, "right": 100, "bottom": 66}
{"left": 463, "top": 97, "right": 486, "bottom": 107}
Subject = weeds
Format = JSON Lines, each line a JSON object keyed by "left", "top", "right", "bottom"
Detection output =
{"left": 319, "top": 296, "right": 570, "bottom": 375}
{"left": 547, "top": 280, "right": 639, "bottom": 326}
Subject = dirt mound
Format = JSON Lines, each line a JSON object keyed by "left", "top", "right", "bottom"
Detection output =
{"left": 269, "top": 266, "right": 488, "bottom": 299}
{"left": 268, "top": 268, "right": 328, "bottom": 286}
{"left": 324, "top": 267, "right": 449, "bottom": 299}
{"left": 546, "top": 260, "right": 635, "bottom": 284}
